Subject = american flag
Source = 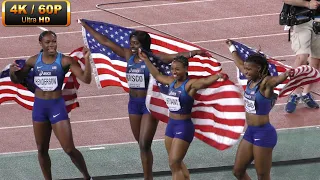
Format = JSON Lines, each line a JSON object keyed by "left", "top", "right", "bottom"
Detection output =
{"left": 231, "top": 40, "right": 320, "bottom": 97}
{"left": 81, "top": 19, "right": 246, "bottom": 150}
{"left": 0, "top": 49, "right": 84, "bottom": 112}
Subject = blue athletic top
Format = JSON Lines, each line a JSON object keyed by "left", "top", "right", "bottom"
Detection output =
{"left": 244, "top": 80, "right": 275, "bottom": 115}
{"left": 126, "top": 55, "right": 150, "bottom": 90}
{"left": 165, "top": 79, "right": 194, "bottom": 114}
{"left": 33, "top": 52, "right": 67, "bottom": 91}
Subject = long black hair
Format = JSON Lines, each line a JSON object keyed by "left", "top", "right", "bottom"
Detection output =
{"left": 246, "top": 53, "right": 270, "bottom": 77}
{"left": 130, "top": 31, "right": 151, "bottom": 52}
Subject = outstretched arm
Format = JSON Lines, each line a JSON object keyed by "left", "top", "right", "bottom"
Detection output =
{"left": 138, "top": 49, "right": 174, "bottom": 85}
{"left": 225, "top": 39, "right": 246, "bottom": 75}
{"left": 65, "top": 47, "right": 92, "bottom": 84}
{"left": 80, "top": 19, "right": 131, "bottom": 60}
{"left": 157, "top": 50, "right": 207, "bottom": 63}
{"left": 187, "top": 73, "right": 228, "bottom": 97}
{"left": 265, "top": 69, "right": 294, "bottom": 88}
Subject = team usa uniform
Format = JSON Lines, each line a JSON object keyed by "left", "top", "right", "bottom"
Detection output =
{"left": 164, "top": 79, "right": 195, "bottom": 143}
{"left": 243, "top": 80, "right": 277, "bottom": 148}
{"left": 126, "top": 55, "right": 151, "bottom": 115}
{"left": 32, "top": 52, "right": 69, "bottom": 124}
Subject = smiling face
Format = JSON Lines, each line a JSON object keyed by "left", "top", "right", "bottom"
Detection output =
{"left": 243, "top": 61, "right": 261, "bottom": 81}
{"left": 171, "top": 60, "right": 187, "bottom": 81}
{"left": 129, "top": 31, "right": 151, "bottom": 55}
{"left": 129, "top": 36, "right": 142, "bottom": 54}
{"left": 39, "top": 33, "right": 57, "bottom": 56}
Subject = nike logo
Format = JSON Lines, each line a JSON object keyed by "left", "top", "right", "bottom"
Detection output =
{"left": 176, "top": 132, "right": 182, "bottom": 135}
{"left": 53, "top": 113, "right": 60, "bottom": 118}
{"left": 37, "top": 66, "right": 42, "bottom": 69}
{"left": 254, "top": 138, "right": 260, "bottom": 141}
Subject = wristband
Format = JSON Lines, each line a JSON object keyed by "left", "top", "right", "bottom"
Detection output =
{"left": 229, "top": 45, "right": 237, "bottom": 53}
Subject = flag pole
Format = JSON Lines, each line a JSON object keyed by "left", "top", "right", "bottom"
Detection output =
{"left": 95, "top": 1, "right": 234, "bottom": 61}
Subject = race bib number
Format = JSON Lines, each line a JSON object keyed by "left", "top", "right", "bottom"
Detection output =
{"left": 165, "top": 96, "right": 181, "bottom": 111}
{"left": 244, "top": 96, "right": 256, "bottom": 114}
{"left": 127, "top": 73, "right": 145, "bottom": 88}
{"left": 34, "top": 76, "right": 58, "bottom": 91}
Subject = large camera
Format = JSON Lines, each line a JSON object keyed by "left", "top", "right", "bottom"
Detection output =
{"left": 280, "top": 5, "right": 314, "bottom": 26}
{"left": 279, "top": 2, "right": 320, "bottom": 33}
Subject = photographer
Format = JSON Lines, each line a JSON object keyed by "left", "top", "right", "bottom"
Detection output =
{"left": 283, "top": 0, "right": 320, "bottom": 113}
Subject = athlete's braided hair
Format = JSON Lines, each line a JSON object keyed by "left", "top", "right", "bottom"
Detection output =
{"left": 173, "top": 55, "right": 189, "bottom": 68}
{"left": 246, "top": 53, "right": 270, "bottom": 77}
{"left": 39, "top": 31, "right": 57, "bottom": 41}
{"left": 247, "top": 53, "right": 278, "bottom": 103}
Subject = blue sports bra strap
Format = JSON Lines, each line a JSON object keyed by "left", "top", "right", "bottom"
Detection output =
{"left": 248, "top": 78, "right": 263, "bottom": 89}
{"left": 257, "top": 77, "right": 264, "bottom": 84}
{"left": 181, "top": 79, "right": 189, "bottom": 91}
{"left": 255, "top": 78, "right": 265, "bottom": 89}
{"left": 54, "top": 52, "right": 62, "bottom": 68}
{"left": 247, "top": 80, "right": 252, "bottom": 86}
{"left": 129, "top": 55, "right": 135, "bottom": 62}
{"left": 183, "top": 78, "right": 189, "bottom": 86}
{"left": 36, "top": 52, "right": 43, "bottom": 63}
{"left": 57, "top": 52, "right": 62, "bottom": 63}
{"left": 169, "top": 80, "right": 176, "bottom": 88}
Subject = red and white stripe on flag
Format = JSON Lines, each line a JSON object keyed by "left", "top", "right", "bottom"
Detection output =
{"left": 279, "top": 65, "right": 320, "bottom": 97}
